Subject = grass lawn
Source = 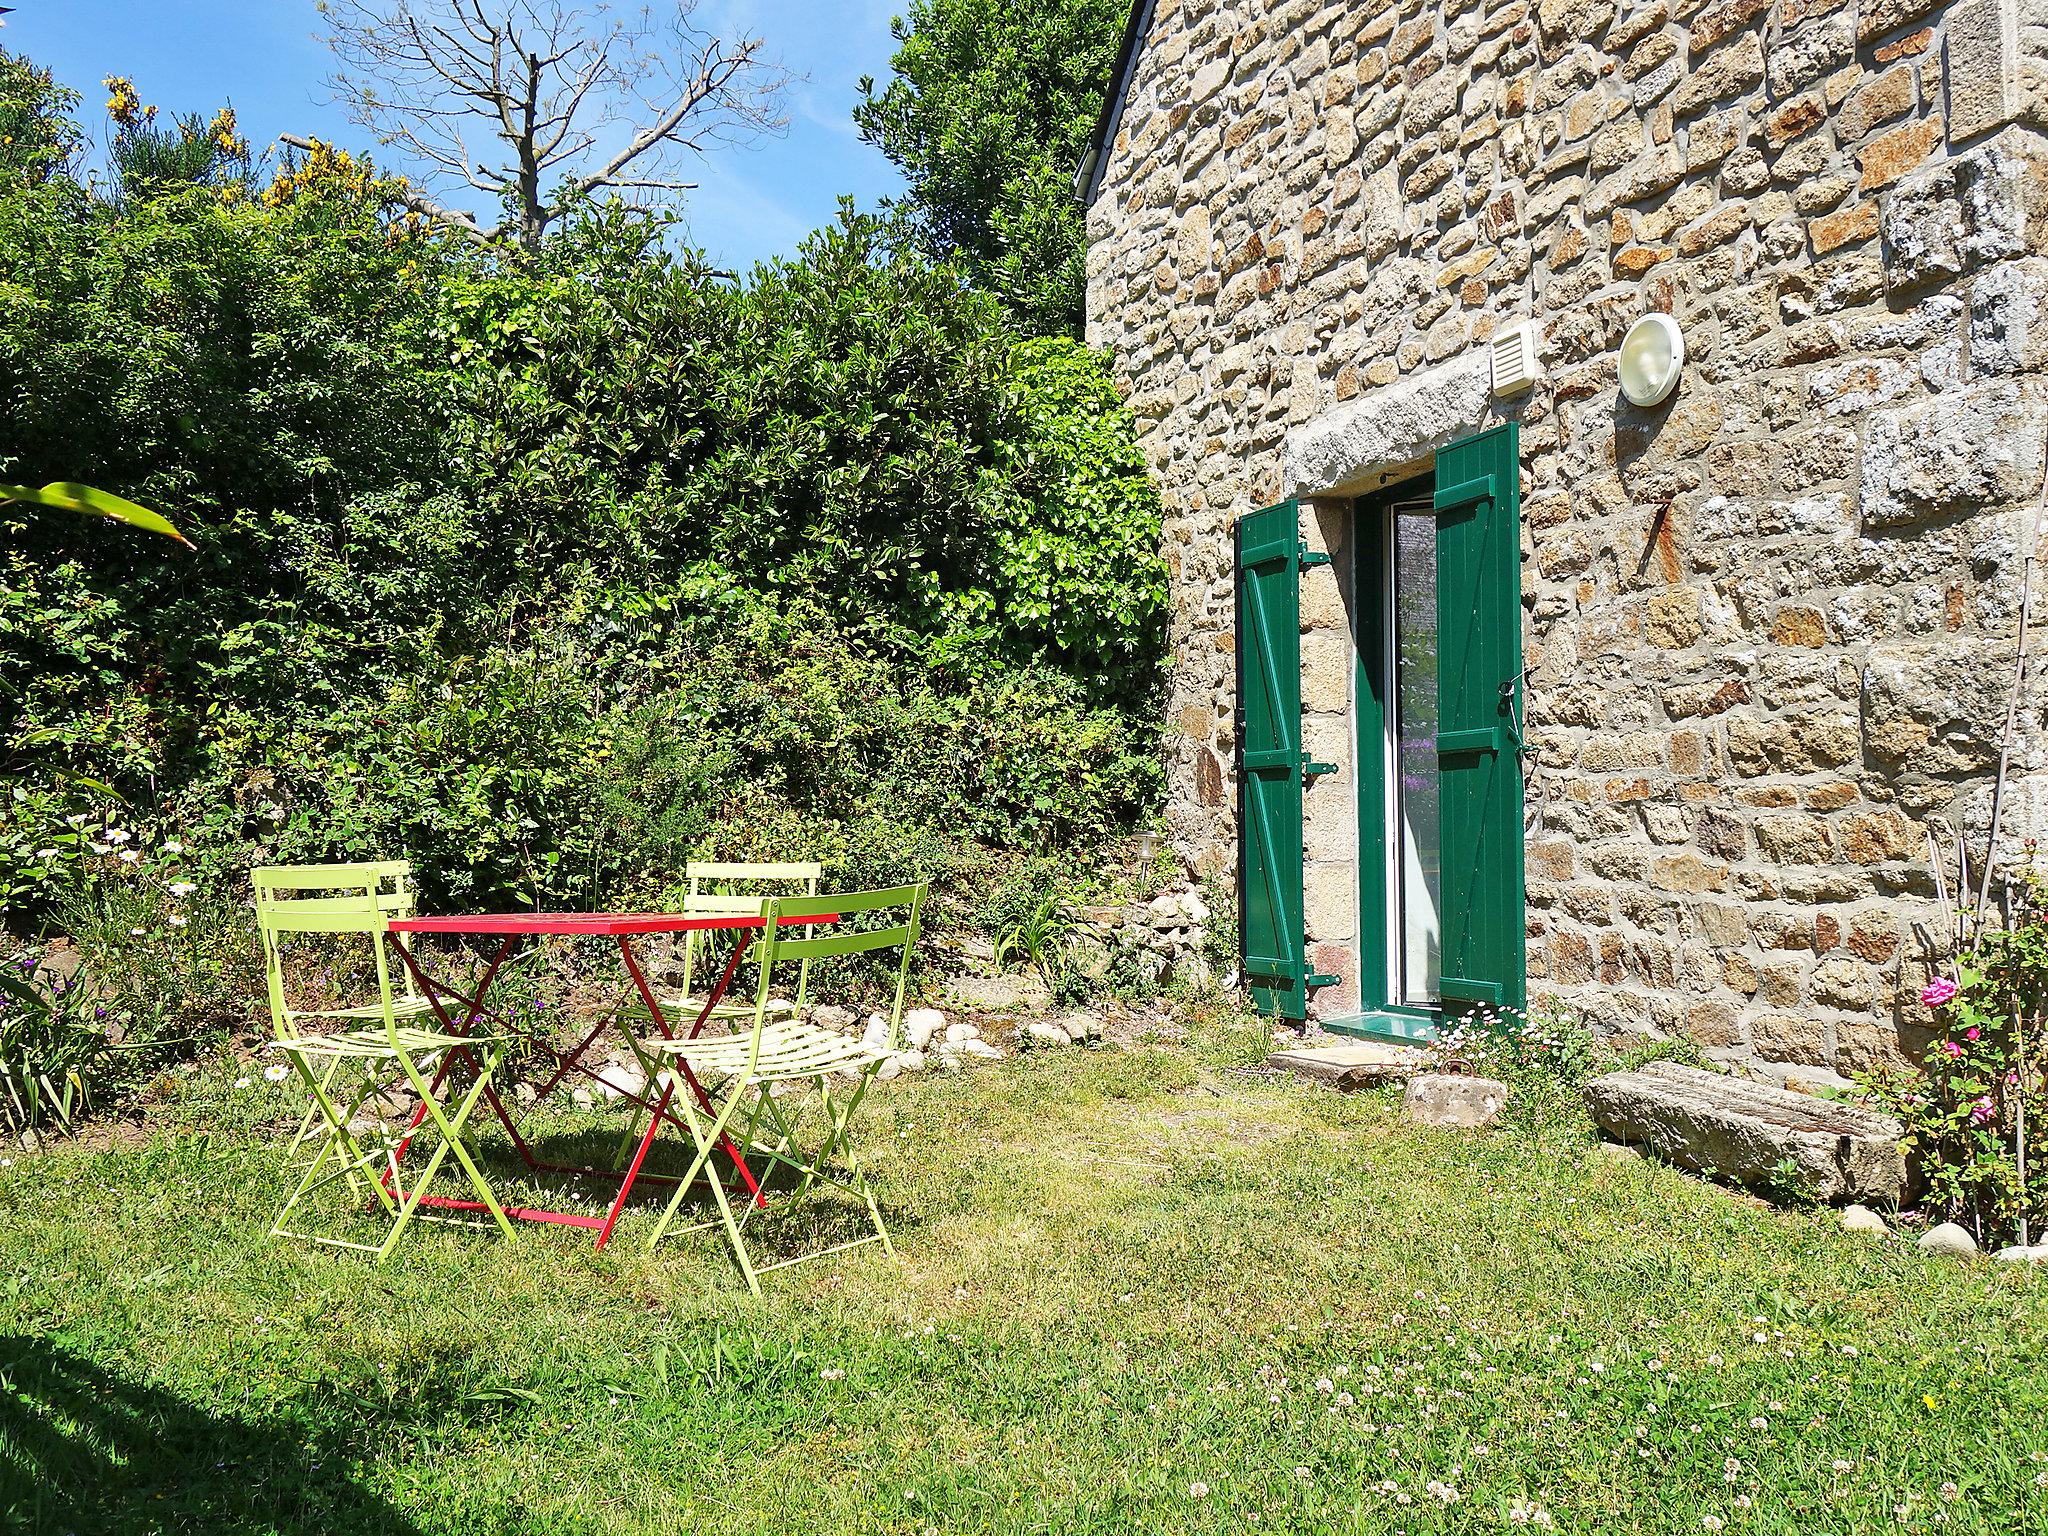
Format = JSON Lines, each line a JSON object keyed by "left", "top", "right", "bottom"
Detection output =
{"left": 3, "top": 1031, "right": 2045, "bottom": 1535}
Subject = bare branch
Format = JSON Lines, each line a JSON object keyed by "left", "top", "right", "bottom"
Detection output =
{"left": 278, "top": 131, "right": 496, "bottom": 244}
{"left": 318, "top": 0, "right": 794, "bottom": 247}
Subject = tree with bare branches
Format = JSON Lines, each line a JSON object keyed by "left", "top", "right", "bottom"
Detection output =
{"left": 313, "top": 1, "right": 790, "bottom": 247}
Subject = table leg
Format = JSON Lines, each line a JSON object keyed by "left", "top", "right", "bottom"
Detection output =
{"left": 596, "top": 932, "right": 766, "bottom": 1251}
{"left": 385, "top": 934, "right": 533, "bottom": 1176}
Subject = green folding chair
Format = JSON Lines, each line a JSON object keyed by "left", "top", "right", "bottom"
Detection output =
{"left": 257, "top": 881, "right": 515, "bottom": 1260}
{"left": 668, "top": 861, "right": 824, "bottom": 1026}
{"left": 638, "top": 883, "right": 925, "bottom": 1292}
{"left": 256, "top": 862, "right": 437, "bottom": 1024}
{"left": 256, "top": 862, "right": 435, "bottom": 1170}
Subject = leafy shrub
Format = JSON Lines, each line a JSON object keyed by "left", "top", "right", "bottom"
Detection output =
{"left": 1425, "top": 1011, "right": 1630, "bottom": 1146}
{"left": 1857, "top": 881, "right": 2048, "bottom": 1244}
{"left": 0, "top": 952, "right": 106, "bottom": 1135}
{"left": 0, "top": 61, "right": 1168, "bottom": 937}
{"left": 0, "top": 55, "right": 1172, "bottom": 1126}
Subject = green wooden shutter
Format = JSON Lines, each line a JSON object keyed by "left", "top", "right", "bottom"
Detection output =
{"left": 1433, "top": 424, "right": 1526, "bottom": 1014}
{"left": 1236, "top": 500, "right": 1307, "bottom": 1021}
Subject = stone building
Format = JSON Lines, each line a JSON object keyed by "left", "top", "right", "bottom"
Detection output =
{"left": 1078, "top": 0, "right": 2048, "bottom": 1081}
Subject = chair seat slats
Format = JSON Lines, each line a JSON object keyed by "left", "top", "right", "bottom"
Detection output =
{"left": 647, "top": 1021, "right": 887, "bottom": 1081}
{"left": 270, "top": 1026, "right": 501, "bottom": 1060}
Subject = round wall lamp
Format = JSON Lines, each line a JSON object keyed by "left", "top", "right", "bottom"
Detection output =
{"left": 1618, "top": 311, "right": 1685, "bottom": 407}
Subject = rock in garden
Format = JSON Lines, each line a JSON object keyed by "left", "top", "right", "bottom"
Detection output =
{"left": 861, "top": 1014, "right": 892, "bottom": 1052}
{"left": 1841, "top": 1204, "right": 1891, "bottom": 1236}
{"left": 811, "top": 1004, "right": 857, "bottom": 1032}
{"left": 1064, "top": 1013, "right": 1105, "bottom": 1043}
{"left": 1402, "top": 1072, "right": 1508, "bottom": 1129}
{"left": 590, "top": 1061, "right": 645, "bottom": 1100}
{"left": 1022, "top": 1019, "right": 1073, "bottom": 1048}
{"left": 876, "top": 1057, "right": 903, "bottom": 1082}
{"left": 944, "top": 974, "right": 1047, "bottom": 1011}
{"left": 1583, "top": 1062, "right": 1906, "bottom": 1204}
{"left": 1994, "top": 1243, "right": 2048, "bottom": 1264}
{"left": 944, "top": 1020, "right": 980, "bottom": 1043}
{"left": 959, "top": 1038, "right": 1003, "bottom": 1060}
{"left": 1918, "top": 1222, "right": 1980, "bottom": 1257}
{"left": 902, "top": 1008, "right": 945, "bottom": 1050}
{"left": 894, "top": 1050, "right": 926, "bottom": 1073}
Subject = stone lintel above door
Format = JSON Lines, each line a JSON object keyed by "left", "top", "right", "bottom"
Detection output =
{"left": 1284, "top": 352, "right": 1495, "bottom": 501}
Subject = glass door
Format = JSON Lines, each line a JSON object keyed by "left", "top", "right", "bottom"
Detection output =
{"left": 1352, "top": 470, "right": 1449, "bottom": 1038}
{"left": 1385, "top": 497, "right": 1442, "bottom": 1009}
{"left": 1347, "top": 428, "right": 1526, "bottom": 1043}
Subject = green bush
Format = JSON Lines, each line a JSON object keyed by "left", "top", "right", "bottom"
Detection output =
{"left": 0, "top": 57, "right": 1168, "bottom": 948}
{"left": 1857, "top": 875, "right": 2048, "bottom": 1244}
{"left": 0, "top": 55, "right": 1174, "bottom": 1132}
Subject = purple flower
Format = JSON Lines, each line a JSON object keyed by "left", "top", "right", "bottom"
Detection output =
{"left": 1921, "top": 977, "right": 1959, "bottom": 1007}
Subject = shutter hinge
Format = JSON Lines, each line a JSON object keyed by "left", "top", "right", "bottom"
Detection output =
{"left": 1299, "top": 543, "right": 1331, "bottom": 569}
{"left": 1303, "top": 760, "right": 1338, "bottom": 783}
{"left": 1306, "top": 972, "right": 1341, "bottom": 989}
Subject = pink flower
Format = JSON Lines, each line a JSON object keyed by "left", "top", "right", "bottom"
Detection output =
{"left": 1940, "top": 1041, "right": 1965, "bottom": 1059}
{"left": 1920, "top": 977, "right": 1958, "bottom": 1007}
{"left": 1964, "top": 1026, "right": 1981, "bottom": 1041}
{"left": 1970, "top": 1098, "right": 1996, "bottom": 1125}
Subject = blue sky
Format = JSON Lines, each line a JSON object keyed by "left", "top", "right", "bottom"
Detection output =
{"left": 1, "top": 0, "right": 909, "bottom": 272}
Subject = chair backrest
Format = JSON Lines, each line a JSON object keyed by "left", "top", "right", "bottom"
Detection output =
{"left": 252, "top": 864, "right": 413, "bottom": 1040}
{"left": 744, "top": 884, "right": 926, "bottom": 1063}
{"left": 681, "top": 860, "right": 823, "bottom": 1006}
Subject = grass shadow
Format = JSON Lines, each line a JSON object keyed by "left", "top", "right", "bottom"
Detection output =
{"left": 0, "top": 1333, "right": 422, "bottom": 1534}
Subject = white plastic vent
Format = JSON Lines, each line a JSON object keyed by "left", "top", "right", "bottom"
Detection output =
{"left": 1490, "top": 319, "right": 1542, "bottom": 397}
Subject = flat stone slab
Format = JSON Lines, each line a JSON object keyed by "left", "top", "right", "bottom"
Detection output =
{"left": 1268, "top": 1043, "right": 1426, "bottom": 1090}
{"left": 1584, "top": 1061, "right": 1906, "bottom": 1204}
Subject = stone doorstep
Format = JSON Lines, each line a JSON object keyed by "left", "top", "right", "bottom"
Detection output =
{"left": 1267, "top": 1042, "right": 1428, "bottom": 1090}
{"left": 1584, "top": 1060, "right": 1907, "bottom": 1205}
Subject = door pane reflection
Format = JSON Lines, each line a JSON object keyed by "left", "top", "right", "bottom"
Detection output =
{"left": 1391, "top": 504, "right": 1441, "bottom": 1006}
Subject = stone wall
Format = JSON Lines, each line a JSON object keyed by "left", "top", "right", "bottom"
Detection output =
{"left": 1085, "top": 0, "right": 2048, "bottom": 1076}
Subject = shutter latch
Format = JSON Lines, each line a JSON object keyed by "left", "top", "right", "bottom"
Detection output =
{"left": 1299, "top": 542, "right": 1331, "bottom": 569}
{"left": 1302, "top": 760, "right": 1339, "bottom": 784}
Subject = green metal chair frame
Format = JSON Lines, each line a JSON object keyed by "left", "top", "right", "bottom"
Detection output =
{"left": 637, "top": 883, "right": 925, "bottom": 1292}
{"left": 255, "top": 876, "right": 515, "bottom": 1260}
{"left": 671, "top": 861, "right": 824, "bottom": 1025}
{"left": 255, "top": 861, "right": 435, "bottom": 1026}
{"left": 256, "top": 862, "right": 440, "bottom": 1170}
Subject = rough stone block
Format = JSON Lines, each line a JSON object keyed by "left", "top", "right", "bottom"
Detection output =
{"left": 1969, "top": 255, "right": 2048, "bottom": 373}
{"left": 1283, "top": 351, "right": 1491, "bottom": 495}
{"left": 1947, "top": 0, "right": 2022, "bottom": 142}
{"left": 1880, "top": 128, "right": 2048, "bottom": 294}
{"left": 1268, "top": 1042, "right": 1424, "bottom": 1089}
{"left": 1403, "top": 1071, "right": 1510, "bottom": 1128}
{"left": 1300, "top": 630, "right": 1354, "bottom": 712}
{"left": 1860, "top": 0, "right": 1945, "bottom": 43}
{"left": 1859, "top": 380, "right": 2048, "bottom": 528}
{"left": 1583, "top": 1060, "right": 1907, "bottom": 1202}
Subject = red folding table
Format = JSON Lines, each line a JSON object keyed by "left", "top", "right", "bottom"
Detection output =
{"left": 382, "top": 910, "right": 831, "bottom": 1251}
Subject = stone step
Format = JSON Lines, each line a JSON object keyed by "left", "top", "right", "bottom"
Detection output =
{"left": 1267, "top": 1042, "right": 1426, "bottom": 1090}
{"left": 1584, "top": 1060, "right": 1905, "bottom": 1204}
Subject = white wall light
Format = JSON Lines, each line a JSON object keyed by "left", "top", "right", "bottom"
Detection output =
{"left": 1618, "top": 312, "right": 1685, "bottom": 407}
